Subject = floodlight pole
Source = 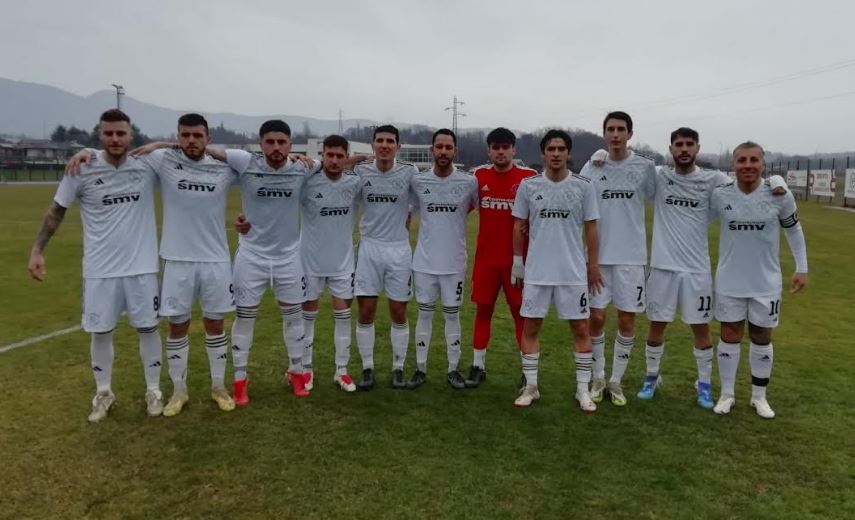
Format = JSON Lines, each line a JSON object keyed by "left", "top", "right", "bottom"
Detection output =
{"left": 111, "top": 84, "right": 125, "bottom": 110}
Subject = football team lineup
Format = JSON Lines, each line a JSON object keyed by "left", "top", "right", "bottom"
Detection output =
{"left": 25, "top": 108, "right": 807, "bottom": 422}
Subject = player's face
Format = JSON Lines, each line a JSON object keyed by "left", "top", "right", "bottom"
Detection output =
{"left": 732, "top": 147, "right": 765, "bottom": 184}
{"left": 372, "top": 132, "right": 400, "bottom": 161}
{"left": 604, "top": 119, "right": 632, "bottom": 151}
{"left": 432, "top": 135, "right": 456, "bottom": 168}
{"left": 323, "top": 146, "right": 348, "bottom": 174}
{"left": 542, "top": 138, "right": 570, "bottom": 170}
{"left": 99, "top": 120, "right": 132, "bottom": 158}
{"left": 669, "top": 137, "right": 699, "bottom": 167}
{"left": 260, "top": 131, "right": 291, "bottom": 166}
{"left": 488, "top": 142, "right": 515, "bottom": 169}
{"left": 177, "top": 124, "right": 210, "bottom": 160}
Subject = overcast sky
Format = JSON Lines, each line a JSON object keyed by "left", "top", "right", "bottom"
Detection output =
{"left": 2, "top": 0, "right": 854, "bottom": 154}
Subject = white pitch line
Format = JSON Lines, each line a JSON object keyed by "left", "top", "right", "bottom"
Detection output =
{"left": 0, "top": 325, "right": 82, "bottom": 353}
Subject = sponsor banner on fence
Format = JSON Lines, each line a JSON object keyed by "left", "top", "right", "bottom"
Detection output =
{"left": 786, "top": 170, "right": 807, "bottom": 187}
{"left": 810, "top": 170, "right": 834, "bottom": 197}
{"left": 845, "top": 170, "right": 855, "bottom": 198}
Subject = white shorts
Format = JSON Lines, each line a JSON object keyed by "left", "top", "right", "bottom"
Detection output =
{"left": 590, "top": 264, "right": 646, "bottom": 312}
{"left": 306, "top": 272, "right": 355, "bottom": 301}
{"left": 82, "top": 274, "right": 160, "bottom": 333}
{"left": 160, "top": 260, "right": 235, "bottom": 317}
{"left": 646, "top": 269, "right": 713, "bottom": 324}
{"left": 354, "top": 240, "right": 412, "bottom": 302}
{"left": 413, "top": 271, "right": 465, "bottom": 307}
{"left": 521, "top": 283, "right": 590, "bottom": 320}
{"left": 715, "top": 292, "right": 781, "bottom": 329}
{"left": 232, "top": 248, "right": 306, "bottom": 307}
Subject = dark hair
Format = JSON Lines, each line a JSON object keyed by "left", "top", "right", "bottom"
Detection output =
{"left": 486, "top": 127, "right": 516, "bottom": 146}
{"left": 373, "top": 124, "right": 399, "bottom": 143}
{"left": 432, "top": 128, "right": 457, "bottom": 145}
{"left": 670, "top": 127, "right": 699, "bottom": 144}
{"left": 259, "top": 119, "right": 291, "bottom": 138}
{"left": 323, "top": 134, "right": 349, "bottom": 152}
{"left": 177, "top": 113, "right": 209, "bottom": 133}
{"left": 603, "top": 111, "right": 633, "bottom": 133}
{"left": 99, "top": 109, "right": 130, "bottom": 124}
{"left": 539, "top": 129, "right": 573, "bottom": 153}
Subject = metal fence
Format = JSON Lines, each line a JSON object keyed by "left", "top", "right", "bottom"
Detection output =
{"left": 0, "top": 164, "right": 65, "bottom": 183}
{"left": 767, "top": 157, "right": 854, "bottom": 208}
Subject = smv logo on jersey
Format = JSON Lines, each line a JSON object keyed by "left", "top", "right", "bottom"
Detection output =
{"left": 366, "top": 193, "right": 398, "bottom": 203}
{"left": 178, "top": 179, "right": 216, "bottom": 192}
{"left": 426, "top": 203, "right": 457, "bottom": 213}
{"left": 256, "top": 187, "right": 293, "bottom": 198}
{"left": 601, "top": 189, "right": 634, "bottom": 200}
{"left": 538, "top": 208, "right": 572, "bottom": 219}
{"left": 665, "top": 195, "right": 700, "bottom": 208}
{"left": 728, "top": 220, "right": 766, "bottom": 231}
{"left": 101, "top": 191, "right": 141, "bottom": 206}
{"left": 480, "top": 197, "right": 514, "bottom": 210}
{"left": 319, "top": 206, "right": 350, "bottom": 216}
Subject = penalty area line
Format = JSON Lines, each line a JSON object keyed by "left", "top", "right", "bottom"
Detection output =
{"left": 0, "top": 325, "right": 82, "bottom": 353}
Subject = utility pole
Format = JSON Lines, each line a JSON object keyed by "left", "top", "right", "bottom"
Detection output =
{"left": 444, "top": 95, "right": 466, "bottom": 135}
{"left": 338, "top": 108, "right": 344, "bottom": 134}
{"left": 111, "top": 84, "right": 125, "bottom": 110}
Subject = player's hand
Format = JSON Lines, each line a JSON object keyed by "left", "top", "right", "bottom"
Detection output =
{"left": 790, "top": 272, "right": 808, "bottom": 293}
{"left": 28, "top": 251, "right": 46, "bottom": 281}
{"left": 519, "top": 220, "right": 529, "bottom": 236}
{"left": 65, "top": 149, "right": 93, "bottom": 176}
{"left": 587, "top": 265, "right": 604, "bottom": 295}
{"left": 590, "top": 149, "right": 608, "bottom": 168}
{"left": 289, "top": 154, "right": 315, "bottom": 168}
{"left": 511, "top": 255, "right": 525, "bottom": 287}
{"left": 235, "top": 213, "right": 252, "bottom": 234}
{"left": 129, "top": 141, "right": 171, "bottom": 157}
{"left": 769, "top": 174, "right": 788, "bottom": 196}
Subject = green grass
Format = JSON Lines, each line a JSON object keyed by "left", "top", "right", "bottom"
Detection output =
{"left": 1, "top": 185, "right": 854, "bottom": 519}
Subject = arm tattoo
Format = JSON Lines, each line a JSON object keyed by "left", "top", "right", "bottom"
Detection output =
{"left": 33, "top": 202, "right": 67, "bottom": 253}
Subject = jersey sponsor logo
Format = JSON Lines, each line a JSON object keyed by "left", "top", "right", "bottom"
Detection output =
{"left": 665, "top": 195, "right": 700, "bottom": 208}
{"left": 319, "top": 206, "right": 351, "bottom": 216}
{"left": 728, "top": 220, "right": 766, "bottom": 231}
{"left": 256, "top": 187, "right": 293, "bottom": 198}
{"left": 426, "top": 203, "right": 458, "bottom": 213}
{"left": 538, "top": 208, "right": 571, "bottom": 219}
{"left": 366, "top": 193, "right": 398, "bottom": 203}
{"left": 480, "top": 196, "right": 514, "bottom": 210}
{"left": 178, "top": 179, "right": 217, "bottom": 192}
{"left": 601, "top": 189, "right": 635, "bottom": 200}
{"left": 102, "top": 191, "right": 142, "bottom": 205}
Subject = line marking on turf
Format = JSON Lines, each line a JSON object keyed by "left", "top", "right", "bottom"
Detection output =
{"left": 0, "top": 325, "right": 81, "bottom": 353}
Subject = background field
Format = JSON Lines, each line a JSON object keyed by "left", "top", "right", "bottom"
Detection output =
{"left": 1, "top": 184, "right": 853, "bottom": 520}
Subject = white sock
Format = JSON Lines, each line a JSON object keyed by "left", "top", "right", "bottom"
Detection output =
{"left": 391, "top": 321, "right": 410, "bottom": 370}
{"left": 90, "top": 331, "right": 115, "bottom": 394}
{"left": 356, "top": 322, "right": 375, "bottom": 370}
{"left": 231, "top": 307, "right": 258, "bottom": 381}
{"left": 205, "top": 332, "right": 228, "bottom": 389}
{"left": 591, "top": 333, "right": 606, "bottom": 379}
{"left": 333, "top": 308, "right": 352, "bottom": 375}
{"left": 694, "top": 346, "right": 714, "bottom": 385}
{"left": 166, "top": 335, "right": 189, "bottom": 393}
{"left": 280, "top": 303, "right": 304, "bottom": 374}
{"left": 749, "top": 342, "right": 773, "bottom": 400}
{"left": 717, "top": 340, "right": 741, "bottom": 397}
{"left": 645, "top": 342, "right": 664, "bottom": 377}
{"left": 609, "top": 333, "right": 634, "bottom": 384}
{"left": 137, "top": 326, "right": 162, "bottom": 393}
{"left": 473, "top": 348, "right": 486, "bottom": 369}
{"left": 443, "top": 306, "right": 461, "bottom": 372}
{"left": 415, "top": 303, "right": 435, "bottom": 372}
{"left": 521, "top": 352, "right": 540, "bottom": 386}
{"left": 575, "top": 351, "right": 593, "bottom": 395}
{"left": 302, "top": 310, "right": 318, "bottom": 371}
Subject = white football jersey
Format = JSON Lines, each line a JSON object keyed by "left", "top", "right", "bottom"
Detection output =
{"left": 227, "top": 150, "right": 311, "bottom": 259}
{"left": 710, "top": 181, "right": 800, "bottom": 297}
{"left": 300, "top": 169, "right": 362, "bottom": 277}
{"left": 512, "top": 172, "right": 599, "bottom": 285}
{"left": 143, "top": 148, "right": 237, "bottom": 262}
{"left": 410, "top": 168, "right": 478, "bottom": 275}
{"left": 354, "top": 160, "right": 418, "bottom": 245}
{"left": 580, "top": 152, "right": 656, "bottom": 265}
{"left": 650, "top": 166, "right": 731, "bottom": 273}
{"left": 54, "top": 152, "right": 158, "bottom": 278}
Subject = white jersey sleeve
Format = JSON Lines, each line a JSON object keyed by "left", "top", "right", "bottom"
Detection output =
{"left": 225, "top": 149, "right": 253, "bottom": 174}
{"left": 300, "top": 170, "right": 361, "bottom": 276}
{"left": 53, "top": 174, "right": 81, "bottom": 208}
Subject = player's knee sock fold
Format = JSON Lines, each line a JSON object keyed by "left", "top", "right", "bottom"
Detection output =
{"left": 205, "top": 332, "right": 228, "bottom": 389}
{"left": 415, "top": 304, "right": 435, "bottom": 373}
{"left": 280, "top": 303, "right": 304, "bottom": 373}
{"left": 749, "top": 342, "right": 773, "bottom": 400}
{"left": 356, "top": 322, "right": 375, "bottom": 370}
{"left": 592, "top": 333, "right": 606, "bottom": 380}
{"left": 166, "top": 335, "right": 189, "bottom": 393}
{"left": 391, "top": 321, "right": 410, "bottom": 370}
{"left": 90, "top": 331, "right": 115, "bottom": 394}
{"left": 574, "top": 350, "right": 593, "bottom": 395}
{"left": 610, "top": 333, "right": 634, "bottom": 384}
{"left": 333, "top": 309, "right": 352, "bottom": 375}
{"left": 716, "top": 340, "right": 741, "bottom": 397}
{"left": 302, "top": 310, "right": 318, "bottom": 371}
{"left": 137, "top": 326, "right": 162, "bottom": 393}
{"left": 510, "top": 305, "right": 524, "bottom": 351}
{"left": 693, "top": 345, "right": 713, "bottom": 385}
{"left": 231, "top": 307, "right": 258, "bottom": 381}
{"left": 645, "top": 342, "right": 664, "bottom": 377}
{"left": 472, "top": 303, "right": 495, "bottom": 366}
{"left": 521, "top": 352, "right": 540, "bottom": 386}
{"left": 443, "top": 306, "right": 461, "bottom": 372}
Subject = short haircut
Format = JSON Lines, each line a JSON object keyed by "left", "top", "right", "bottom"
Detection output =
{"left": 259, "top": 119, "right": 291, "bottom": 138}
{"left": 603, "top": 111, "right": 633, "bottom": 133}
{"left": 373, "top": 124, "right": 399, "bottom": 143}
{"left": 177, "top": 113, "right": 209, "bottom": 132}
{"left": 99, "top": 109, "right": 130, "bottom": 124}
{"left": 323, "top": 134, "right": 349, "bottom": 152}
{"left": 733, "top": 140, "right": 765, "bottom": 156}
{"left": 486, "top": 127, "right": 516, "bottom": 146}
{"left": 540, "top": 129, "right": 573, "bottom": 153}
{"left": 670, "top": 127, "right": 699, "bottom": 143}
{"left": 432, "top": 128, "right": 457, "bottom": 146}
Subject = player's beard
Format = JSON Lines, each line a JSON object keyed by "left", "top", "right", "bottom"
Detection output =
{"left": 182, "top": 146, "right": 204, "bottom": 161}
{"left": 106, "top": 145, "right": 128, "bottom": 162}
{"left": 674, "top": 154, "right": 696, "bottom": 171}
{"left": 266, "top": 152, "right": 286, "bottom": 168}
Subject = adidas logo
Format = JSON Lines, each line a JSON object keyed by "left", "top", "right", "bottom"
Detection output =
{"left": 724, "top": 204, "right": 732, "bottom": 211}
{"left": 365, "top": 180, "right": 372, "bottom": 186}
{"left": 315, "top": 193, "right": 323, "bottom": 199}
{"left": 637, "top": 301, "right": 644, "bottom": 307}
{"left": 168, "top": 354, "right": 181, "bottom": 360}
{"left": 759, "top": 355, "right": 771, "bottom": 361}
{"left": 703, "top": 312, "right": 709, "bottom": 318}
{"left": 417, "top": 341, "right": 426, "bottom": 347}
{"left": 174, "top": 163, "right": 184, "bottom": 170}
{"left": 618, "top": 354, "right": 630, "bottom": 360}
{"left": 92, "top": 366, "right": 103, "bottom": 372}
{"left": 719, "top": 353, "right": 731, "bottom": 359}
{"left": 94, "top": 178, "right": 104, "bottom": 185}
{"left": 232, "top": 345, "right": 241, "bottom": 351}
{"left": 217, "top": 353, "right": 228, "bottom": 360}
{"left": 600, "top": 175, "right": 607, "bottom": 181}
{"left": 423, "top": 188, "right": 431, "bottom": 194}
{"left": 481, "top": 185, "right": 490, "bottom": 192}
{"left": 667, "top": 179, "right": 674, "bottom": 186}
{"left": 535, "top": 194, "right": 543, "bottom": 200}
{"left": 149, "top": 361, "right": 162, "bottom": 368}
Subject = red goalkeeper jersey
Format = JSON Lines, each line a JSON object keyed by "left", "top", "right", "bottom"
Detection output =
{"left": 474, "top": 164, "right": 537, "bottom": 267}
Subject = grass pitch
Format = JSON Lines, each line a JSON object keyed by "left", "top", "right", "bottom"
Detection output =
{"left": 0, "top": 184, "right": 853, "bottom": 519}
